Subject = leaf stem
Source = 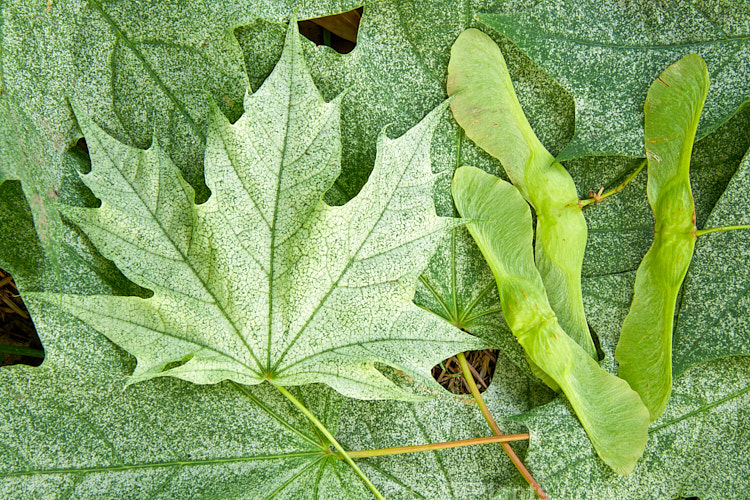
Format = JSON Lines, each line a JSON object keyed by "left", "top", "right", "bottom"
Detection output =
{"left": 456, "top": 353, "right": 501, "bottom": 434}
{"left": 695, "top": 224, "right": 750, "bottom": 237}
{"left": 579, "top": 159, "right": 647, "bottom": 208}
{"left": 272, "top": 384, "right": 385, "bottom": 500}
{"left": 345, "top": 433, "right": 529, "bottom": 459}
{"left": 456, "top": 352, "right": 549, "bottom": 500}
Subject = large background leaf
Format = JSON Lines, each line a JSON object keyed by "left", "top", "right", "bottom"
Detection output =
{"left": 3, "top": 0, "right": 750, "bottom": 497}
{"left": 481, "top": 0, "right": 750, "bottom": 160}
{"left": 673, "top": 147, "right": 750, "bottom": 374}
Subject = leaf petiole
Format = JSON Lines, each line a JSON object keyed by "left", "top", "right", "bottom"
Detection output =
{"left": 272, "top": 384, "right": 385, "bottom": 500}
{"left": 579, "top": 159, "right": 647, "bottom": 208}
{"left": 457, "top": 353, "right": 500, "bottom": 433}
{"left": 456, "top": 353, "right": 549, "bottom": 499}
{"left": 344, "top": 433, "right": 529, "bottom": 459}
{"left": 695, "top": 224, "right": 750, "bottom": 237}
{"left": 273, "top": 381, "right": 533, "bottom": 496}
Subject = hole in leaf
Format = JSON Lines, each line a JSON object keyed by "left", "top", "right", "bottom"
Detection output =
{"left": 76, "top": 137, "right": 88, "bottom": 155}
{"left": 70, "top": 137, "right": 93, "bottom": 175}
{"left": 0, "top": 268, "right": 44, "bottom": 367}
{"left": 161, "top": 354, "right": 194, "bottom": 372}
{"left": 298, "top": 8, "right": 363, "bottom": 54}
{"left": 431, "top": 349, "right": 498, "bottom": 394}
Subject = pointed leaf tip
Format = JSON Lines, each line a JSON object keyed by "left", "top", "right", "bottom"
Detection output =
{"left": 44, "top": 28, "right": 481, "bottom": 401}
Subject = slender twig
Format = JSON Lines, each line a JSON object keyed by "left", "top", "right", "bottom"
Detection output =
{"left": 696, "top": 224, "right": 750, "bottom": 237}
{"left": 1, "top": 295, "right": 28, "bottom": 318}
{"left": 579, "top": 159, "right": 647, "bottom": 208}
{"left": 466, "top": 359, "right": 487, "bottom": 389}
{"left": 273, "top": 384, "right": 385, "bottom": 500}
{"left": 456, "top": 352, "right": 549, "bottom": 500}
{"left": 345, "top": 433, "right": 529, "bottom": 459}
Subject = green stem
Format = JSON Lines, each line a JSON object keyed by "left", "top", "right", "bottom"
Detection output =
{"left": 273, "top": 384, "right": 385, "bottom": 500}
{"left": 456, "top": 352, "right": 549, "bottom": 500}
{"left": 0, "top": 345, "right": 44, "bottom": 358}
{"left": 456, "top": 353, "right": 500, "bottom": 434}
{"left": 696, "top": 224, "right": 750, "bottom": 237}
{"left": 346, "top": 433, "right": 529, "bottom": 459}
{"left": 580, "top": 159, "right": 647, "bottom": 208}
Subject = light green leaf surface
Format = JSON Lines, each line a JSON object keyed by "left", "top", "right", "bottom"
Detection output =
{"left": 447, "top": 28, "right": 593, "bottom": 360}
{"left": 481, "top": 0, "right": 750, "bottom": 160}
{"left": 452, "top": 166, "right": 649, "bottom": 475}
{"left": 289, "top": 0, "right": 572, "bottom": 394}
{"left": 616, "top": 54, "right": 708, "bottom": 421}
{"left": 29, "top": 23, "right": 483, "bottom": 401}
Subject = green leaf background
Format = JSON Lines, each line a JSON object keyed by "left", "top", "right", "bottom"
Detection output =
{"left": 1, "top": 0, "right": 749, "bottom": 497}
{"left": 481, "top": 0, "right": 750, "bottom": 160}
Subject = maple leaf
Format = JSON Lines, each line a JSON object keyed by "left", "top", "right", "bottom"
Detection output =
{"left": 30, "top": 22, "right": 483, "bottom": 400}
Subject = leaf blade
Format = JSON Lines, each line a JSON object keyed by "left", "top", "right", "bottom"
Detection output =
{"left": 31, "top": 22, "right": 483, "bottom": 401}
{"left": 480, "top": 0, "right": 750, "bottom": 160}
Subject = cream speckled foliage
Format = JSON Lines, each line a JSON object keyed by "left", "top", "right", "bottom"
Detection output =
{"left": 31, "top": 23, "right": 483, "bottom": 400}
{"left": 3, "top": 1, "right": 750, "bottom": 498}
